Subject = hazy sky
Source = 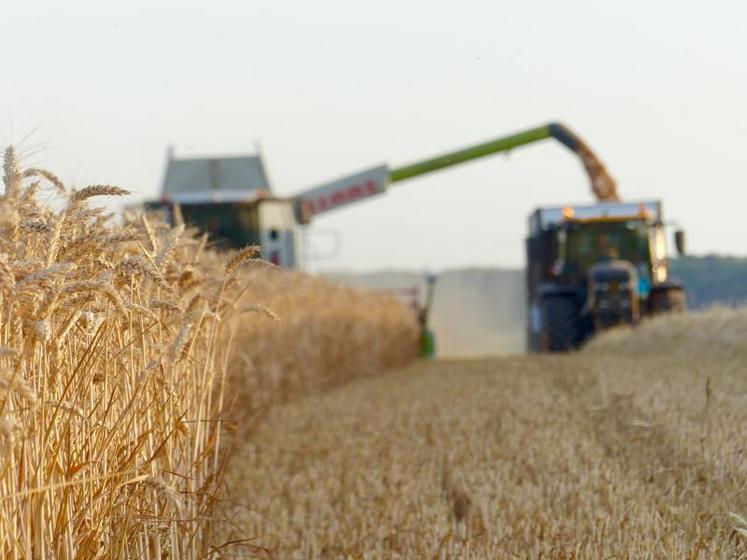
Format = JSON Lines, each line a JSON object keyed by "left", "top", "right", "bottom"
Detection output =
{"left": 4, "top": 0, "right": 746, "bottom": 272}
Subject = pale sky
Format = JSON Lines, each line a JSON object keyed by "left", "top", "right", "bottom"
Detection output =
{"left": 3, "top": 0, "right": 746, "bottom": 272}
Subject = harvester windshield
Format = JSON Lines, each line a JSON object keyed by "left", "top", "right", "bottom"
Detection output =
{"left": 179, "top": 203, "right": 261, "bottom": 249}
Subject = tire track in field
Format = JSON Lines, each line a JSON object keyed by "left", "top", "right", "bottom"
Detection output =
{"left": 549, "top": 352, "right": 738, "bottom": 549}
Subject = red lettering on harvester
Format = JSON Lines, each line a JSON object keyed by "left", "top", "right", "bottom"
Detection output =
{"left": 307, "top": 177, "right": 383, "bottom": 216}
{"left": 365, "top": 180, "right": 378, "bottom": 194}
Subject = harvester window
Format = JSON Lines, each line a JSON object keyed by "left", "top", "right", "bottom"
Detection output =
{"left": 180, "top": 203, "right": 261, "bottom": 249}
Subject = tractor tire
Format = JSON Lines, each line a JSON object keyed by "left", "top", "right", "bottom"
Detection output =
{"left": 649, "top": 287, "right": 687, "bottom": 315}
{"left": 541, "top": 296, "right": 580, "bottom": 352}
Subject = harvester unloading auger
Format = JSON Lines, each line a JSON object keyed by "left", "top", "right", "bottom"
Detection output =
{"left": 385, "top": 122, "right": 619, "bottom": 203}
{"left": 295, "top": 122, "right": 620, "bottom": 224}
{"left": 148, "top": 121, "right": 686, "bottom": 352}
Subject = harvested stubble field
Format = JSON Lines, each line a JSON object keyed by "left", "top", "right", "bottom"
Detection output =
{"left": 0, "top": 147, "right": 418, "bottom": 558}
{"left": 228, "top": 307, "right": 747, "bottom": 558}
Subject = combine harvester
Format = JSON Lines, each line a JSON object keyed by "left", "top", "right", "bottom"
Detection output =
{"left": 147, "top": 122, "right": 686, "bottom": 351}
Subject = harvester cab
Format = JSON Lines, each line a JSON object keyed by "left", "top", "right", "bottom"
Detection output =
{"left": 145, "top": 151, "right": 300, "bottom": 267}
{"left": 526, "top": 201, "right": 686, "bottom": 352}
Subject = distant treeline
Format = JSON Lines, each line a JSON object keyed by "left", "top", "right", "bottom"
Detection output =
{"left": 671, "top": 256, "right": 747, "bottom": 309}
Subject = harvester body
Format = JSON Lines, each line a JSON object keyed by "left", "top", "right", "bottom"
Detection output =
{"left": 526, "top": 201, "right": 686, "bottom": 352}
{"left": 146, "top": 152, "right": 300, "bottom": 266}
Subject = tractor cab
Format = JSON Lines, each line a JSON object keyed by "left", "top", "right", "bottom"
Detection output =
{"left": 553, "top": 212, "right": 668, "bottom": 292}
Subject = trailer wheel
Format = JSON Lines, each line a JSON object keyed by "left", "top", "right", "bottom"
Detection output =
{"left": 649, "top": 287, "right": 687, "bottom": 314}
{"left": 541, "top": 296, "right": 580, "bottom": 352}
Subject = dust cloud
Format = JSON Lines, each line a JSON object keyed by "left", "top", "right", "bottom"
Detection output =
{"left": 329, "top": 268, "right": 526, "bottom": 357}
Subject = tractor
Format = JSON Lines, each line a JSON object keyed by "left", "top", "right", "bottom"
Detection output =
{"left": 526, "top": 201, "right": 686, "bottom": 351}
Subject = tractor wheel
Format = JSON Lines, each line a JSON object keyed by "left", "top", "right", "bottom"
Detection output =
{"left": 541, "top": 296, "right": 580, "bottom": 352}
{"left": 649, "top": 287, "right": 687, "bottom": 314}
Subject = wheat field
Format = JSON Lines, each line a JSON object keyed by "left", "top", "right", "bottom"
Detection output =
{"left": 227, "top": 307, "right": 747, "bottom": 558}
{"left": 6, "top": 144, "right": 747, "bottom": 558}
{"left": 0, "top": 148, "right": 418, "bottom": 558}
{"left": 225, "top": 268, "right": 419, "bottom": 419}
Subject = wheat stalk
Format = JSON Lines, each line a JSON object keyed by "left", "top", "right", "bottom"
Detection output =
{"left": 22, "top": 168, "right": 66, "bottom": 194}
{"left": 70, "top": 185, "right": 130, "bottom": 203}
{"left": 225, "top": 245, "right": 260, "bottom": 274}
{"left": 2, "top": 147, "right": 21, "bottom": 197}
